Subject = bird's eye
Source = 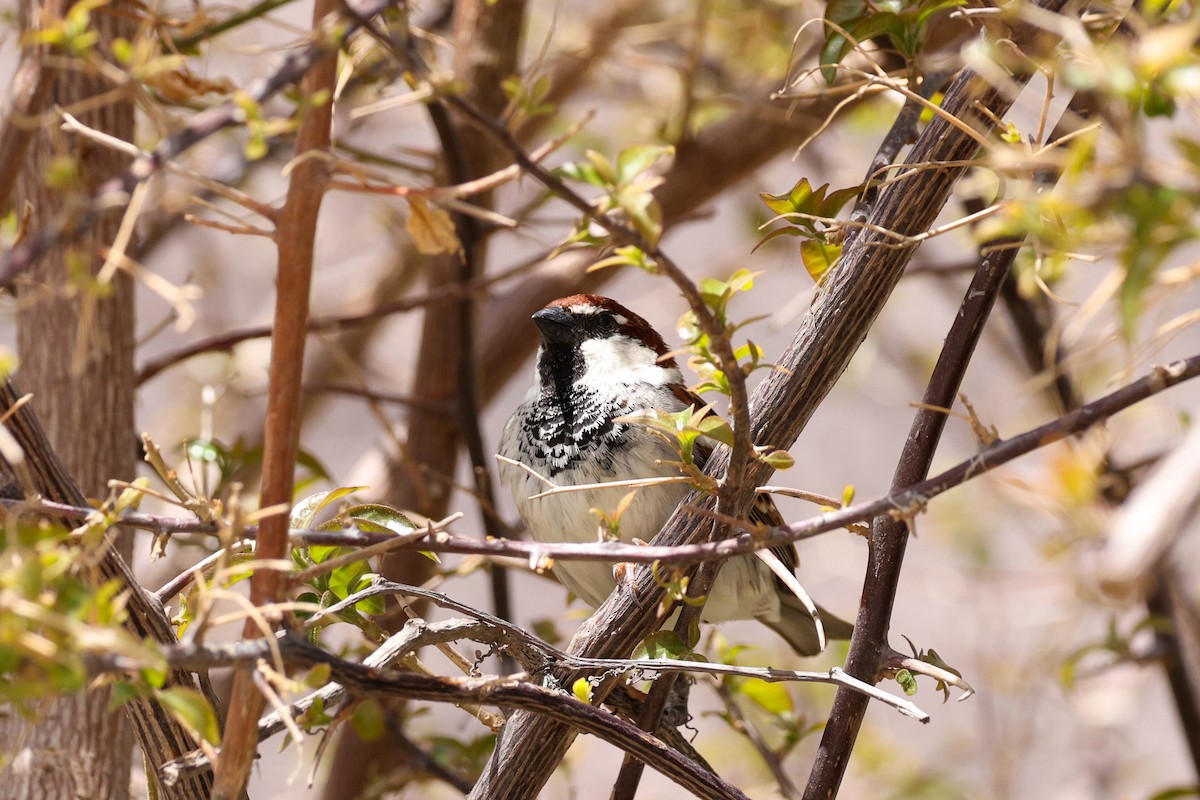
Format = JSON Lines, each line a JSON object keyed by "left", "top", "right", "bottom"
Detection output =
{"left": 596, "top": 312, "right": 618, "bottom": 333}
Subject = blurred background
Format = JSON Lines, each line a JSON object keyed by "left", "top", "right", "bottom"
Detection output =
{"left": 3, "top": 0, "right": 1199, "bottom": 796}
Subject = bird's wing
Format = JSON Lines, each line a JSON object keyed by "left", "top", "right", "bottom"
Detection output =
{"left": 666, "top": 382, "right": 800, "bottom": 579}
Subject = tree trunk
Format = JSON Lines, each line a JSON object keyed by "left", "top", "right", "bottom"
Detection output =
{"left": 0, "top": 1, "right": 137, "bottom": 797}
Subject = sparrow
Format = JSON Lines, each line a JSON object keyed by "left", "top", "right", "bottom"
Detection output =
{"left": 498, "top": 294, "right": 851, "bottom": 655}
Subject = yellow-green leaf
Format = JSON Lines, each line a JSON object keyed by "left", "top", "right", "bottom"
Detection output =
{"left": 290, "top": 486, "right": 368, "bottom": 529}
{"left": 157, "top": 687, "right": 220, "bottom": 744}
{"left": 739, "top": 678, "right": 793, "bottom": 715}
{"left": 406, "top": 198, "right": 462, "bottom": 256}
{"left": 800, "top": 239, "right": 842, "bottom": 284}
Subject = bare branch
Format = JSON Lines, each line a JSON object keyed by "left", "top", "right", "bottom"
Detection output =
{"left": 20, "top": 353, "right": 1200, "bottom": 574}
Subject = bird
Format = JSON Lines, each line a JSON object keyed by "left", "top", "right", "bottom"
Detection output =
{"left": 497, "top": 293, "right": 851, "bottom": 655}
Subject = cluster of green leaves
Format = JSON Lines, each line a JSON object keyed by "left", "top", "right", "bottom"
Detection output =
{"left": 619, "top": 403, "right": 733, "bottom": 495}
{"left": 289, "top": 487, "right": 425, "bottom": 639}
{"left": 234, "top": 92, "right": 303, "bottom": 161}
{"left": 977, "top": 9, "right": 1200, "bottom": 339}
{"left": 28, "top": 0, "right": 105, "bottom": 55}
{"left": 819, "top": 0, "right": 967, "bottom": 83}
{"left": 614, "top": 271, "right": 795, "bottom": 495}
{"left": 0, "top": 519, "right": 131, "bottom": 707}
{"left": 677, "top": 269, "right": 775, "bottom": 395}
{"left": 557, "top": 144, "right": 674, "bottom": 251}
{"left": 0, "top": 501, "right": 224, "bottom": 747}
{"left": 758, "top": 179, "right": 861, "bottom": 284}
{"left": 895, "top": 636, "right": 964, "bottom": 701}
{"left": 649, "top": 562, "right": 711, "bottom": 623}
{"left": 982, "top": 131, "right": 1200, "bottom": 340}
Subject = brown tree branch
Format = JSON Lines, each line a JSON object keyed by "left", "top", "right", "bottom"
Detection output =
{"left": 211, "top": 0, "right": 340, "bottom": 796}
{"left": 1147, "top": 569, "right": 1200, "bottom": 779}
{"left": 136, "top": 630, "right": 754, "bottom": 800}
{"left": 22, "top": 350, "right": 1200, "bottom": 574}
{"left": 803, "top": 175, "right": 1025, "bottom": 800}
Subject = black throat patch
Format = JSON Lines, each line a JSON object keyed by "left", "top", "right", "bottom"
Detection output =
{"left": 526, "top": 344, "right": 627, "bottom": 476}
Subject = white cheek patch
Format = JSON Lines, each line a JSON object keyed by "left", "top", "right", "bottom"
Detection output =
{"left": 579, "top": 335, "right": 678, "bottom": 386}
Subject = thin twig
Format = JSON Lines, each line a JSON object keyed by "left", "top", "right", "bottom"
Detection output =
{"left": 15, "top": 356, "right": 1200, "bottom": 568}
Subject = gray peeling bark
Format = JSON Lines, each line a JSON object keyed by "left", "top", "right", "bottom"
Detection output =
{"left": 469, "top": 3, "right": 1067, "bottom": 797}
{"left": 0, "top": 1, "right": 137, "bottom": 797}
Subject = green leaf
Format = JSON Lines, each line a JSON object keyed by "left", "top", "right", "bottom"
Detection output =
{"left": 915, "top": 0, "right": 967, "bottom": 25}
{"left": 157, "top": 687, "right": 221, "bottom": 744}
{"left": 847, "top": 12, "right": 903, "bottom": 51}
{"left": 350, "top": 574, "right": 385, "bottom": 615}
{"left": 820, "top": 0, "right": 868, "bottom": 83}
{"left": 588, "top": 245, "right": 656, "bottom": 273}
{"left": 305, "top": 663, "right": 332, "bottom": 688}
{"left": 725, "top": 268, "right": 759, "bottom": 294}
{"left": 342, "top": 504, "right": 418, "bottom": 535}
{"left": 818, "top": 184, "right": 863, "bottom": 218}
{"left": 615, "top": 144, "right": 673, "bottom": 185}
{"left": 758, "top": 449, "right": 795, "bottom": 470}
{"left": 620, "top": 189, "right": 664, "bottom": 246}
{"left": 556, "top": 160, "right": 607, "bottom": 187}
{"left": 632, "top": 631, "right": 692, "bottom": 661}
{"left": 327, "top": 557, "right": 370, "bottom": 602}
{"left": 115, "top": 477, "right": 151, "bottom": 513}
{"left": 739, "top": 678, "right": 794, "bottom": 715}
{"left": 351, "top": 698, "right": 386, "bottom": 741}
{"left": 290, "top": 486, "right": 368, "bottom": 529}
{"left": 297, "top": 695, "right": 333, "bottom": 729}
{"left": 895, "top": 668, "right": 918, "bottom": 696}
{"left": 761, "top": 178, "right": 817, "bottom": 217}
{"left": 585, "top": 150, "right": 617, "bottom": 185}
{"left": 695, "top": 414, "right": 735, "bottom": 447}
{"left": 800, "top": 239, "right": 842, "bottom": 284}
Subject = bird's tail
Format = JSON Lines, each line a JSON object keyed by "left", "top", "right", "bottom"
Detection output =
{"left": 763, "top": 594, "right": 854, "bottom": 656}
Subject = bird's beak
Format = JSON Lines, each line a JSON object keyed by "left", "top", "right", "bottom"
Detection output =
{"left": 532, "top": 307, "right": 576, "bottom": 344}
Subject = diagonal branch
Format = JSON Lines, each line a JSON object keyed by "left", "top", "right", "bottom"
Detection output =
{"left": 803, "top": 172, "right": 1025, "bottom": 800}
{"left": 21, "top": 351, "right": 1200, "bottom": 574}
{"left": 0, "top": 381, "right": 215, "bottom": 798}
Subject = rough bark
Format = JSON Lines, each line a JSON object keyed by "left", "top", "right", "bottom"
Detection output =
{"left": 0, "top": 1, "right": 137, "bottom": 797}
